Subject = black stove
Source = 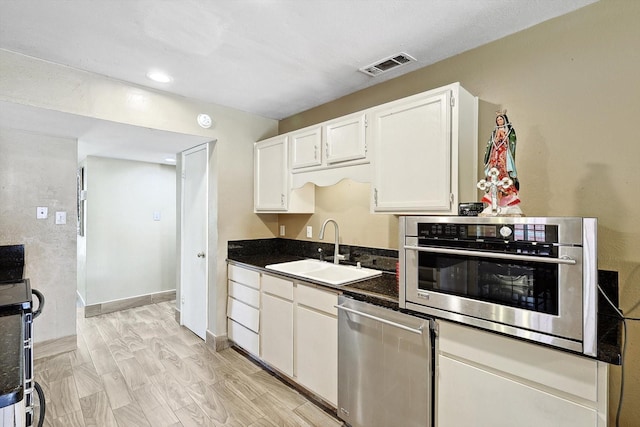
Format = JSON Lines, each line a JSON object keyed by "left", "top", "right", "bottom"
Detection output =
{"left": 0, "top": 245, "right": 45, "bottom": 426}
{"left": 0, "top": 279, "right": 33, "bottom": 311}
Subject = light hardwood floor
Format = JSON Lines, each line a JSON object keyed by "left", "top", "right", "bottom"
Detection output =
{"left": 33, "top": 301, "right": 344, "bottom": 427}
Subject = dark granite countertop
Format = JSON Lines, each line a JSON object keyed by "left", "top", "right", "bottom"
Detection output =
{"left": 227, "top": 238, "right": 621, "bottom": 365}
{"left": 228, "top": 238, "right": 400, "bottom": 308}
{"left": 228, "top": 253, "right": 399, "bottom": 309}
{"left": 0, "top": 311, "right": 24, "bottom": 408}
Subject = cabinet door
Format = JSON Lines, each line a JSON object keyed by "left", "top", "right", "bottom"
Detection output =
{"left": 324, "top": 112, "right": 367, "bottom": 165}
{"left": 261, "top": 293, "right": 294, "bottom": 377}
{"left": 254, "top": 136, "right": 287, "bottom": 211}
{"left": 290, "top": 126, "right": 322, "bottom": 169}
{"left": 296, "top": 291, "right": 338, "bottom": 405}
{"left": 437, "top": 355, "right": 598, "bottom": 427}
{"left": 370, "top": 90, "right": 452, "bottom": 212}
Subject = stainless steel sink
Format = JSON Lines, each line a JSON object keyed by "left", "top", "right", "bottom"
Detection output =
{"left": 265, "top": 259, "right": 382, "bottom": 286}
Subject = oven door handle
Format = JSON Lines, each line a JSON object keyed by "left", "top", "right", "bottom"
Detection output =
{"left": 335, "top": 304, "right": 425, "bottom": 335}
{"left": 403, "top": 245, "right": 577, "bottom": 265}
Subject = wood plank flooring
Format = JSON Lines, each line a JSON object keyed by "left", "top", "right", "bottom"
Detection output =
{"left": 33, "top": 301, "right": 344, "bottom": 427}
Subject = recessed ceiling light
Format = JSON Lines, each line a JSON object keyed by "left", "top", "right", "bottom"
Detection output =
{"left": 147, "top": 71, "right": 173, "bottom": 83}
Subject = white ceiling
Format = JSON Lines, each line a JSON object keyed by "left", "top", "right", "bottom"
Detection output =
{"left": 0, "top": 0, "right": 597, "bottom": 163}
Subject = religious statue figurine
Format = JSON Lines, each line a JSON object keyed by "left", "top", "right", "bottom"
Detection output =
{"left": 477, "top": 111, "right": 523, "bottom": 216}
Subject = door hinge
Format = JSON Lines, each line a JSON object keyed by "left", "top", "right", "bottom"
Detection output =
{"left": 450, "top": 193, "right": 455, "bottom": 204}
{"left": 181, "top": 171, "right": 186, "bottom": 179}
{"left": 450, "top": 96, "right": 455, "bottom": 107}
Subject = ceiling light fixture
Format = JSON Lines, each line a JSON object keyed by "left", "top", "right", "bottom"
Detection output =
{"left": 146, "top": 70, "right": 173, "bottom": 83}
{"left": 164, "top": 157, "right": 176, "bottom": 163}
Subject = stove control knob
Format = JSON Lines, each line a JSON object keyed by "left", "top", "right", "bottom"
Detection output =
{"left": 500, "top": 226, "right": 513, "bottom": 238}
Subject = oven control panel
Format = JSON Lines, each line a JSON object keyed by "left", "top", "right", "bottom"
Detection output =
{"left": 417, "top": 223, "right": 559, "bottom": 244}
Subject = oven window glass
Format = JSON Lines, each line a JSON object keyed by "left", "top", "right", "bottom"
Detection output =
{"left": 417, "top": 252, "right": 558, "bottom": 315}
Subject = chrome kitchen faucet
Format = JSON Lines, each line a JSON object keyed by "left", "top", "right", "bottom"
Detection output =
{"left": 319, "top": 218, "right": 344, "bottom": 264}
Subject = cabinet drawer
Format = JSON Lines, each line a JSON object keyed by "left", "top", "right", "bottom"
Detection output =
{"left": 262, "top": 274, "right": 294, "bottom": 300}
{"left": 227, "top": 297, "right": 260, "bottom": 332}
{"left": 438, "top": 321, "right": 599, "bottom": 401}
{"left": 228, "top": 319, "right": 259, "bottom": 356}
{"left": 228, "top": 280, "right": 260, "bottom": 308}
{"left": 228, "top": 265, "right": 260, "bottom": 289}
{"left": 297, "top": 284, "right": 338, "bottom": 316}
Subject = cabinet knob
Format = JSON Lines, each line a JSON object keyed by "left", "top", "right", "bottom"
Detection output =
{"left": 197, "top": 252, "right": 206, "bottom": 258}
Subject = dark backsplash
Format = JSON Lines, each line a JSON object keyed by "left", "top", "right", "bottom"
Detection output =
{"left": 0, "top": 245, "right": 25, "bottom": 283}
{"left": 228, "top": 238, "right": 398, "bottom": 272}
{"left": 597, "top": 269, "right": 622, "bottom": 365}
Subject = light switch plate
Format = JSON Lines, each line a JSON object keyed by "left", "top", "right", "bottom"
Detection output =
{"left": 55, "top": 211, "right": 67, "bottom": 225}
{"left": 153, "top": 211, "right": 161, "bottom": 221}
{"left": 279, "top": 225, "right": 285, "bottom": 236}
{"left": 306, "top": 226, "right": 313, "bottom": 238}
{"left": 37, "top": 207, "right": 48, "bottom": 219}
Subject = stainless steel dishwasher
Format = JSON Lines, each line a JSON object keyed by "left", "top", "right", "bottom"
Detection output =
{"left": 337, "top": 295, "right": 432, "bottom": 427}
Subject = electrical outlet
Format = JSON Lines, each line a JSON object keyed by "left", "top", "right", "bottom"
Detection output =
{"left": 36, "top": 207, "right": 48, "bottom": 219}
{"left": 306, "top": 226, "right": 313, "bottom": 238}
{"left": 279, "top": 225, "right": 285, "bottom": 236}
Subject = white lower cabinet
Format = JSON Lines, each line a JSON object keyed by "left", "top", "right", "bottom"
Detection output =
{"left": 258, "top": 272, "right": 339, "bottom": 406}
{"left": 226, "top": 265, "right": 261, "bottom": 357}
{"left": 261, "top": 275, "right": 295, "bottom": 377}
{"left": 436, "top": 321, "right": 608, "bottom": 427}
{"left": 295, "top": 284, "right": 338, "bottom": 405}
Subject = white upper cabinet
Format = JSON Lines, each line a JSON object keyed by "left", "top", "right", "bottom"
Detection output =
{"left": 290, "top": 112, "right": 370, "bottom": 188}
{"left": 254, "top": 135, "right": 288, "bottom": 212}
{"left": 369, "top": 83, "right": 478, "bottom": 214}
{"left": 290, "top": 126, "right": 322, "bottom": 169}
{"left": 323, "top": 112, "right": 367, "bottom": 165}
{"left": 254, "top": 135, "right": 314, "bottom": 213}
{"left": 255, "top": 82, "right": 478, "bottom": 214}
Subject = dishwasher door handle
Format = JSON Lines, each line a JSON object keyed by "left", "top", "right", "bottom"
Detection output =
{"left": 335, "top": 304, "right": 425, "bottom": 335}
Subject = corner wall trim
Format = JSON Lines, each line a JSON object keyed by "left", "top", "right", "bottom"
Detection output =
{"left": 206, "top": 330, "right": 230, "bottom": 352}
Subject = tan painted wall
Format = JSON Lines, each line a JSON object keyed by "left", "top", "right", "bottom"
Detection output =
{"left": 278, "top": 0, "right": 640, "bottom": 424}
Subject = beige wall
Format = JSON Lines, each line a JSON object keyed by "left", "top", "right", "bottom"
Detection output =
{"left": 0, "top": 128, "right": 78, "bottom": 343}
{"left": 278, "top": 0, "right": 640, "bottom": 424}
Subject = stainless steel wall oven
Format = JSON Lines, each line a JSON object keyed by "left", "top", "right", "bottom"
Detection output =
{"left": 399, "top": 216, "right": 598, "bottom": 356}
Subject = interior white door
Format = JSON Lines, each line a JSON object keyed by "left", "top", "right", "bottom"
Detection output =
{"left": 180, "top": 144, "right": 208, "bottom": 339}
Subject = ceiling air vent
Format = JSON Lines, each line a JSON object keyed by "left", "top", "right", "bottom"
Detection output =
{"left": 359, "top": 53, "right": 416, "bottom": 77}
